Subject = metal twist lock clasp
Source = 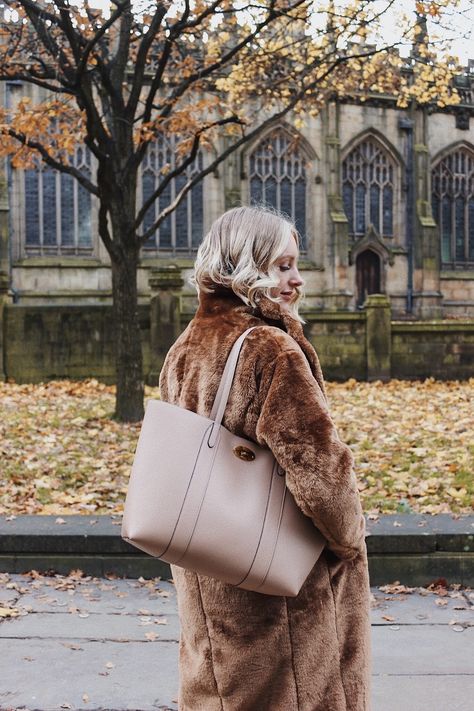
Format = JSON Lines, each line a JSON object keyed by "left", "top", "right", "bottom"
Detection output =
{"left": 233, "top": 445, "right": 256, "bottom": 462}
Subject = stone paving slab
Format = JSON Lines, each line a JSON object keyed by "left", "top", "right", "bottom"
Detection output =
{"left": 0, "top": 588, "right": 17, "bottom": 606}
{"left": 14, "top": 579, "right": 176, "bottom": 616}
{"left": 371, "top": 675, "right": 474, "bottom": 711}
{"left": 0, "top": 610, "right": 181, "bottom": 642}
{"left": 371, "top": 587, "right": 474, "bottom": 624}
{"left": 0, "top": 573, "right": 473, "bottom": 711}
{"left": 1, "top": 638, "right": 179, "bottom": 711}
{"left": 372, "top": 626, "right": 473, "bottom": 674}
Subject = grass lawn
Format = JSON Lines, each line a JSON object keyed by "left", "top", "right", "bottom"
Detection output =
{"left": 0, "top": 378, "right": 472, "bottom": 516}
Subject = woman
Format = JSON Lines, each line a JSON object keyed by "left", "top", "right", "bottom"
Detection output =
{"left": 159, "top": 206, "right": 371, "bottom": 711}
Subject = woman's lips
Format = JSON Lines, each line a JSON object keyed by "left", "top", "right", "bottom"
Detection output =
{"left": 280, "top": 292, "right": 294, "bottom": 300}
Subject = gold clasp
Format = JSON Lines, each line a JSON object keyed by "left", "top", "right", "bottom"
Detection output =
{"left": 233, "top": 445, "right": 256, "bottom": 462}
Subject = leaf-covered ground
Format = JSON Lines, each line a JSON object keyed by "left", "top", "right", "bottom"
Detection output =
{"left": 0, "top": 378, "right": 472, "bottom": 516}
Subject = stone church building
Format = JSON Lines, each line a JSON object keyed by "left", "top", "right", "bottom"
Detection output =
{"left": 0, "top": 66, "right": 473, "bottom": 384}
{"left": 1, "top": 66, "right": 474, "bottom": 320}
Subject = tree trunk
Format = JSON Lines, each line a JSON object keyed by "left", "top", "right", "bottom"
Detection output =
{"left": 110, "top": 244, "right": 145, "bottom": 422}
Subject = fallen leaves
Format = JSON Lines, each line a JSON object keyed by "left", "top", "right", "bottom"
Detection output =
{"left": 0, "top": 379, "right": 157, "bottom": 516}
{"left": 145, "top": 631, "right": 160, "bottom": 641}
{"left": 0, "top": 570, "right": 176, "bottom": 630}
{"left": 0, "top": 377, "right": 472, "bottom": 515}
{"left": 327, "top": 377, "right": 474, "bottom": 514}
{"left": 377, "top": 579, "right": 473, "bottom": 607}
{"left": 379, "top": 582, "right": 416, "bottom": 595}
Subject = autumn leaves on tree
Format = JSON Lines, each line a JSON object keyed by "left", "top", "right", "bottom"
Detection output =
{"left": 0, "top": 0, "right": 464, "bottom": 421}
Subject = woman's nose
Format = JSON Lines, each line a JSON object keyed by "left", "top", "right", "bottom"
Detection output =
{"left": 290, "top": 269, "right": 304, "bottom": 287}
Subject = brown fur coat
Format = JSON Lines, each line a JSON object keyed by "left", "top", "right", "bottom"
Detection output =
{"left": 159, "top": 288, "right": 372, "bottom": 711}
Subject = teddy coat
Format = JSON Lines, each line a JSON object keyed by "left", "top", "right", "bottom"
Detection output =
{"left": 159, "top": 287, "right": 372, "bottom": 711}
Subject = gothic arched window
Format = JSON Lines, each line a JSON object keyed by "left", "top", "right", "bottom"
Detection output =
{"left": 342, "top": 137, "right": 395, "bottom": 240}
{"left": 248, "top": 128, "right": 308, "bottom": 250}
{"left": 24, "top": 147, "right": 92, "bottom": 254}
{"left": 432, "top": 147, "right": 474, "bottom": 267}
{"left": 141, "top": 136, "right": 204, "bottom": 252}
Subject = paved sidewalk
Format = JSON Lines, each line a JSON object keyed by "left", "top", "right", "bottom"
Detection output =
{"left": 0, "top": 572, "right": 473, "bottom": 711}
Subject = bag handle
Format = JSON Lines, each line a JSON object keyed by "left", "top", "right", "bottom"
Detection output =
{"left": 209, "top": 326, "right": 257, "bottom": 429}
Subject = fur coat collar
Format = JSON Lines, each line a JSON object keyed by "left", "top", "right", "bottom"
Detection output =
{"left": 196, "top": 287, "right": 327, "bottom": 398}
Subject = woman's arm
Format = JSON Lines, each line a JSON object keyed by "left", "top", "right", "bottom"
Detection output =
{"left": 255, "top": 347, "right": 366, "bottom": 561}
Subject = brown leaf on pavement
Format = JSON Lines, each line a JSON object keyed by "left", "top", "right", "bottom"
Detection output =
{"left": 145, "top": 631, "right": 160, "bottom": 641}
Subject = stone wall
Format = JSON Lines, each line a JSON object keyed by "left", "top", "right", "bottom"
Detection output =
{"left": 4, "top": 304, "right": 151, "bottom": 384}
{"left": 2, "top": 298, "right": 473, "bottom": 385}
{"left": 391, "top": 320, "right": 474, "bottom": 381}
{"left": 304, "top": 312, "right": 367, "bottom": 380}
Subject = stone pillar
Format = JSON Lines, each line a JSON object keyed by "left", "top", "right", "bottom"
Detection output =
{"left": 323, "top": 101, "right": 352, "bottom": 310}
{"left": 0, "top": 158, "right": 10, "bottom": 381}
{"left": 148, "top": 266, "right": 184, "bottom": 385}
{"left": 224, "top": 136, "right": 242, "bottom": 210}
{"left": 412, "top": 109, "right": 443, "bottom": 319}
{"left": 364, "top": 294, "right": 391, "bottom": 382}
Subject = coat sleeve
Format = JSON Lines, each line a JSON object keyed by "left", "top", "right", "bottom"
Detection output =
{"left": 255, "top": 346, "right": 366, "bottom": 561}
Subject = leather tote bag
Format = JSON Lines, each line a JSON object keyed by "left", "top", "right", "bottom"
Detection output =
{"left": 122, "top": 327, "right": 326, "bottom": 596}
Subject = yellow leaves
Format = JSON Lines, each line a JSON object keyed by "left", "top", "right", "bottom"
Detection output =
{"left": 446, "top": 487, "right": 468, "bottom": 500}
{"left": 0, "top": 97, "right": 87, "bottom": 167}
{"left": 0, "top": 0, "right": 466, "bottom": 146}
{"left": 415, "top": 2, "right": 442, "bottom": 17}
{"left": 328, "top": 378, "right": 474, "bottom": 515}
{"left": 16, "top": 97, "right": 32, "bottom": 114}
{"left": 0, "top": 606, "right": 20, "bottom": 618}
{"left": 1, "top": 378, "right": 472, "bottom": 518}
{"left": 134, "top": 120, "right": 161, "bottom": 146}
{"left": 179, "top": 55, "right": 197, "bottom": 79}
{"left": 0, "top": 378, "right": 138, "bottom": 516}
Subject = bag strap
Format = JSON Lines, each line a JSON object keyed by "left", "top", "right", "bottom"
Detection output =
{"left": 209, "top": 326, "right": 257, "bottom": 426}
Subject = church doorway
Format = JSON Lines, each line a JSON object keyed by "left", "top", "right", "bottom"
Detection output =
{"left": 356, "top": 249, "right": 382, "bottom": 307}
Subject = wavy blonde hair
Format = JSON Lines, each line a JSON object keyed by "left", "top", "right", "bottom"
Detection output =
{"left": 190, "top": 205, "right": 304, "bottom": 322}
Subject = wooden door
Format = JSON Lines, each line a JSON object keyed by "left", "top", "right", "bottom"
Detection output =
{"left": 356, "top": 250, "right": 381, "bottom": 306}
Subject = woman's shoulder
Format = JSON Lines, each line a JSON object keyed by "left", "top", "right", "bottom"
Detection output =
{"left": 244, "top": 324, "right": 305, "bottom": 366}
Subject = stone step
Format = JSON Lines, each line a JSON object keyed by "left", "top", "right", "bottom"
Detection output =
{"left": 1, "top": 514, "right": 473, "bottom": 585}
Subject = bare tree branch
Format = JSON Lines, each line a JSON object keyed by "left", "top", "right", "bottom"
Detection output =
{"left": 125, "top": 3, "right": 168, "bottom": 118}
{"left": 134, "top": 115, "right": 245, "bottom": 234}
{"left": 137, "top": 43, "right": 393, "bottom": 244}
{"left": 97, "top": 199, "right": 119, "bottom": 261}
{"left": 0, "top": 72, "right": 73, "bottom": 94}
{"left": 52, "top": 0, "right": 82, "bottom": 66}
{"left": 75, "top": 2, "right": 130, "bottom": 85}
{"left": 11, "top": 0, "right": 75, "bottom": 81}
{"left": 6, "top": 127, "right": 99, "bottom": 195}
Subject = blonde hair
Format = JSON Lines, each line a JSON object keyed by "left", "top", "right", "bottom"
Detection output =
{"left": 190, "top": 205, "right": 304, "bottom": 322}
